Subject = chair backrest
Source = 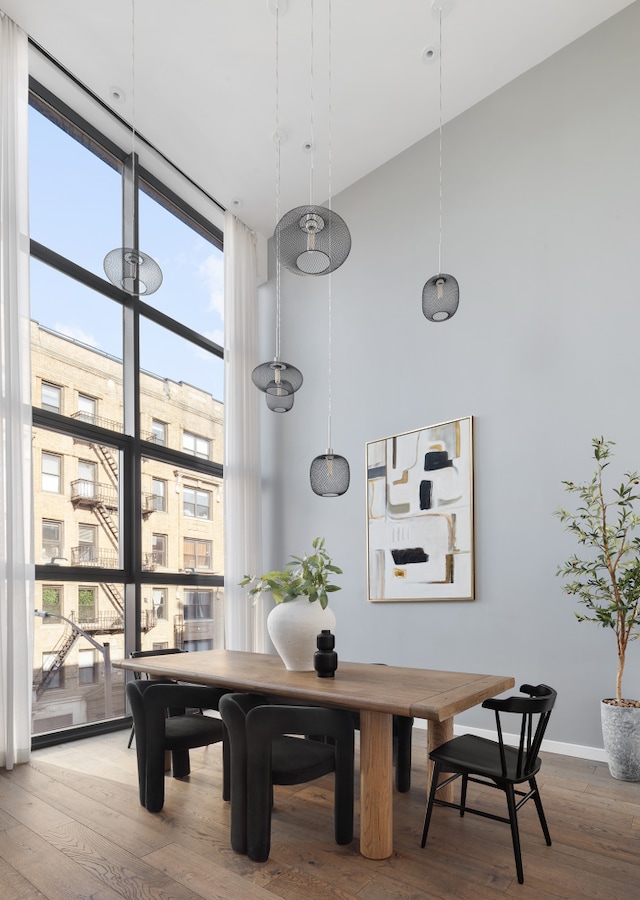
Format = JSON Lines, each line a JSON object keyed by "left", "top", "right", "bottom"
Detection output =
{"left": 130, "top": 647, "right": 185, "bottom": 680}
{"left": 482, "top": 683, "right": 557, "bottom": 779}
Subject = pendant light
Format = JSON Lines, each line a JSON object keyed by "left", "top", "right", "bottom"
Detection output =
{"left": 104, "top": 0, "right": 162, "bottom": 296}
{"left": 422, "top": 0, "right": 458, "bottom": 322}
{"left": 274, "top": 0, "right": 351, "bottom": 277}
{"left": 310, "top": 0, "right": 350, "bottom": 497}
{"left": 253, "top": 0, "right": 303, "bottom": 412}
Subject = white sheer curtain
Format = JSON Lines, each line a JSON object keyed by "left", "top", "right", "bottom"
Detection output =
{"left": 223, "top": 212, "right": 264, "bottom": 651}
{"left": 0, "top": 13, "right": 34, "bottom": 769}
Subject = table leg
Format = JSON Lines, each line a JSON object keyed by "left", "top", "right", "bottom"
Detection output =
{"left": 359, "top": 710, "right": 393, "bottom": 859}
{"left": 427, "top": 717, "right": 454, "bottom": 803}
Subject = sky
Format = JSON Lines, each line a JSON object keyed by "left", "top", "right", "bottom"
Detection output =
{"left": 28, "top": 105, "right": 225, "bottom": 402}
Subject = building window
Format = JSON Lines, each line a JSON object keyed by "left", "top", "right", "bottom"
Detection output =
{"left": 41, "top": 382, "right": 61, "bottom": 413}
{"left": 183, "top": 539, "right": 212, "bottom": 571}
{"left": 183, "top": 431, "right": 210, "bottom": 460}
{"left": 152, "top": 588, "right": 167, "bottom": 620}
{"left": 152, "top": 642, "right": 169, "bottom": 651}
{"left": 152, "top": 534, "right": 167, "bottom": 567}
{"left": 42, "top": 520, "right": 63, "bottom": 561}
{"left": 77, "top": 459, "right": 97, "bottom": 499}
{"left": 78, "top": 587, "right": 95, "bottom": 623}
{"left": 184, "top": 639, "right": 214, "bottom": 652}
{"left": 152, "top": 477, "right": 167, "bottom": 512}
{"left": 42, "top": 653, "right": 64, "bottom": 689}
{"left": 183, "top": 487, "right": 211, "bottom": 519}
{"left": 183, "top": 590, "right": 213, "bottom": 620}
{"left": 151, "top": 420, "right": 167, "bottom": 446}
{"left": 41, "top": 585, "right": 62, "bottom": 620}
{"left": 78, "top": 649, "right": 97, "bottom": 684}
{"left": 77, "top": 524, "right": 97, "bottom": 564}
{"left": 77, "top": 394, "right": 97, "bottom": 425}
{"left": 41, "top": 452, "right": 62, "bottom": 493}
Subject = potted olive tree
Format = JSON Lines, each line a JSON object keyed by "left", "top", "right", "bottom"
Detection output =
{"left": 556, "top": 437, "right": 640, "bottom": 780}
{"left": 240, "top": 537, "right": 342, "bottom": 671}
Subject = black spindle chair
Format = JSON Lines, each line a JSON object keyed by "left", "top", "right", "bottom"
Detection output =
{"left": 421, "top": 683, "right": 557, "bottom": 884}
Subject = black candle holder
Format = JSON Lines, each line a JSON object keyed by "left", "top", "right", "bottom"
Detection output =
{"left": 314, "top": 629, "right": 338, "bottom": 678}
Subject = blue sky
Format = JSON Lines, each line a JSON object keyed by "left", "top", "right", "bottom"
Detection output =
{"left": 28, "top": 105, "right": 225, "bottom": 401}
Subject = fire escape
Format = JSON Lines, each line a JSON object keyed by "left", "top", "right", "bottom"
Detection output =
{"left": 71, "top": 444, "right": 123, "bottom": 621}
{"left": 34, "top": 624, "right": 81, "bottom": 698}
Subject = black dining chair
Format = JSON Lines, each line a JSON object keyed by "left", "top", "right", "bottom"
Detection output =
{"left": 420, "top": 683, "right": 557, "bottom": 884}
{"left": 219, "top": 692, "right": 355, "bottom": 862}
{"left": 126, "top": 647, "right": 187, "bottom": 749}
{"left": 126, "top": 679, "right": 229, "bottom": 813}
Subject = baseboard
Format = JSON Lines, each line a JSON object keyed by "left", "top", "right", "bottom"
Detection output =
{"left": 412, "top": 718, "right": 608, "bottom": 763}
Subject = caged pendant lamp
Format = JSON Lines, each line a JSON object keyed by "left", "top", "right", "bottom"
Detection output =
{"left": 422, "top": 0, "right": 459, "bottom": 322}
{"left": 309, "top": 275, "right": 350, "bottom": 496}
{"left": 253, "top": 0, "right": 303, "bottom": 412}
{"left": 274, "top": 0, "right": 351, "bottom": 277}
{"left": 310, "top": 0, "right": 349, "bottom": 497}
{"left": 104, "top": 0, "right": 162, "bottom": 296}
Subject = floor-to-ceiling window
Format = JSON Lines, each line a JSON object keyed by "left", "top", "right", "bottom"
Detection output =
{"left": 29, "top": 79, "right": 224, "bottom": 743}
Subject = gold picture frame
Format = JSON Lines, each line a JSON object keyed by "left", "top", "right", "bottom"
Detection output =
{"left": 366, "top": 416, "right": 474, "bottom": 602}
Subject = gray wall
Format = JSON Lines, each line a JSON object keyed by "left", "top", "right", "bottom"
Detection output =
{"left": 257, "top": 2, "right": 640, "bottom": 751}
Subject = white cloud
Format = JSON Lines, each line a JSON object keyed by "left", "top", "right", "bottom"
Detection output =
{"left": 53, "top": 323, "right": 100, "bottom": 347}
{"left": 206, "top": 328, "right": 224, "bottom": 347}
{"left": 199, "top": 252, "right": 224, "bottom": 322}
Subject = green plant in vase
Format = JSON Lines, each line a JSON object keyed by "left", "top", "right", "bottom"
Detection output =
{"left": 240, "top": 537, "right": 342, "bottom": 609}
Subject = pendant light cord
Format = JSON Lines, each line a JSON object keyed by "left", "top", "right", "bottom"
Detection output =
{"left": 274, "top": 0, "right": 282, "bottom": 362}
{"left": 309, "top": 0, "right": 315, "bottom": 207}
{"left": 131, "top": 0, "right": 137, "bottom": 210}
{"left": 327, "top": 0, "right": 333, "bottom": 452}
{"left": 438, "top": 8, "right": 443, "bottom": 274}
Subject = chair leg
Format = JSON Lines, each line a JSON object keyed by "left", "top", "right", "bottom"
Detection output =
{"left": 505, "top": 784, "right": 524, "bottom": 884}
{"left": 420, "top": 760, "right": 442, "bottom": 847}
{"left": 222, "top": 731, "right": 230, "bottom": 802}
{"left": 395, "top": 716, "right": 412, "bottom": 793}
{"left": 530, "top": 777, "right": 552, "bottom": 846}
{"left": 127, "top": 724, "right": 135, "bottom": 749}
{"left": 171, "top": 749, "right": 191, "bottom": 779}
{"left": 459, "top": 773, "right": 468, "bottom": 817}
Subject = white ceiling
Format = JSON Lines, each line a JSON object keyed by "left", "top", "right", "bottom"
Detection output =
{"left": 2, "top": 0, "right": 636, "bottom": 236}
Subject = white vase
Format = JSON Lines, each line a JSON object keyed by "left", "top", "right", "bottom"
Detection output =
{"left": 267, "top": 597, "right": 336, "bottom": 671}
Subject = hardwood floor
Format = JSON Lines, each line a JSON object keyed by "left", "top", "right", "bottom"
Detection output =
{"left": 1, "top": 727, "right": 639, "bottom": 899}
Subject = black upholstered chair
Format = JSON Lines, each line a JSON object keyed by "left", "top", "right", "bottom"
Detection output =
{"left": 126, "top": 679, "right": 229, "bottom": 813}
{"left": 219, "top": 692, "right": 354, "bottom": 862}
{"left": 421, "top": 683, "right": 557, "bottom": 884}
{"left": 126, "top": 648, "right": 187, "bottom": 749}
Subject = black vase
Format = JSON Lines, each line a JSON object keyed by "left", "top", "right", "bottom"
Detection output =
{"left": 314, "top": 629, "right": 338, "bottom": 678}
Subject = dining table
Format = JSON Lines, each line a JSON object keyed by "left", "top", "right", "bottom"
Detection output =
{"left": 114, "top": 649, "right": 514, "bottom": 860}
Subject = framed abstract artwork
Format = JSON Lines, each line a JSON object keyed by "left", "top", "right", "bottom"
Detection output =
{"left": 366, "top": 416, "right": 474, "bottom": 602}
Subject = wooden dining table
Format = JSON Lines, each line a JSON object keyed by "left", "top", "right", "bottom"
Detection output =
{"left": 114, "top": 649, "right": 514, "bottom": 860}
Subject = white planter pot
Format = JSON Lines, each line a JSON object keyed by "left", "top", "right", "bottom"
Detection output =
{"left": 601, "top": 699, "right": 640, "bottom": 782}
{"left": 267, "top": 597, "right": 336, "bottom": 671}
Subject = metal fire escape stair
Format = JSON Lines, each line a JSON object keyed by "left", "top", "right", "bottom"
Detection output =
{"left": 34, "top": 626, "right": 81, "bottom": 699}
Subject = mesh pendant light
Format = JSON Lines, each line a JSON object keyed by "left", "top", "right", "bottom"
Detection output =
{"left": 422, "top": 1, "right": 459, "bottom": 322}
{"left": 275, "top": 204, "right": 350, "bottom": 276}
{"left": 275, "top": 0, "right": 351, "bottom": 278}
{"left": 310, "top": 0, "right": 349, "bottom": 498}
{"left": 253, "top": 0, "right": 303, "bottom": 412}
{"left": 104, "top": 248, "right": 162, "bottom": 295}
{"left": 103, "top": 0, "right": 162, "bottom": 296}
{"left": 310, "top": 452, "right": 350, "bottom": 497}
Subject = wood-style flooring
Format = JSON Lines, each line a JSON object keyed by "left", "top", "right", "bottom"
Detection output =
{"left": 1, "top": 727, "right": 639, "bottom": 899}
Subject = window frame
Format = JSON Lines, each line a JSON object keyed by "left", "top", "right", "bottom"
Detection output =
{"left": 41, "top": 451, "right": 62, "bottom": 493}
{"left": 30, "top": 77, "right": 224, "bottom": 747}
